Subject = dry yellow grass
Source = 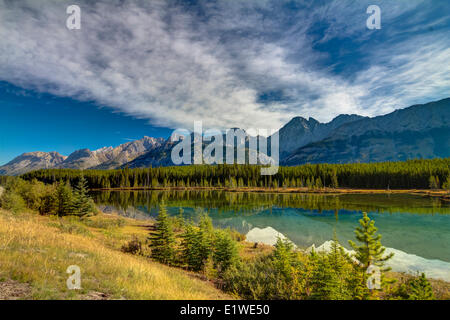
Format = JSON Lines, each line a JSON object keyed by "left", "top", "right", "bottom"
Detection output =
{"left": 0, "top": 209, "right": 231, "bottom": 300}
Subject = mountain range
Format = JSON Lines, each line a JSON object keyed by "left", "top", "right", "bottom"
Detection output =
{"left": 1, "top": 98, "right": 449, "bottom": 175}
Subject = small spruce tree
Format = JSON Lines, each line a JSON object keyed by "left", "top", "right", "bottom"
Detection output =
{"left": 213, "top": 230, "right": 239, "bottom": 275}
{"left": 408, "top": 273, "right": 435, "bottom": 300}
{"left": 331, "top": 170, "right": 339, "bottom": 188}
{"left": 442, "top": 175, "right": 450, "bottom": 193}
{"left": 55, "top": 180, "right": 73, "bottom": 216}
{"left": 72, "top": 176, "right": 94, "bottom": 217}
{"left": 348, "top": 212, "right": 394, "bottom": 296}
{"left": 310, "top": 235, "right": 352, "bottom": 300}
{"left": 272, "top": 237, "right": 297, "bottom": 279}
{"left": 428, "top": 175, "right": 439, "bottom": 189}
{"left": 149, "top": 203, "right": 176, "bottom": 264}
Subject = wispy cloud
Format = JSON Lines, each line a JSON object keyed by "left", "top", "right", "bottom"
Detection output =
{"left": 0, "top": 0, "right": 448, "bottom": 131}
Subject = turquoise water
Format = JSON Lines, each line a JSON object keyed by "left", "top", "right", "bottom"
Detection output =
{"left": 93, "top": 190, "right": 450, "bottom": 279}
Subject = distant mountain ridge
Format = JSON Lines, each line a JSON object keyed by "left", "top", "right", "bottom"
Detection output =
{"left": 0, "top": 151, "right": 66, "bottom": 176}
{"left": 275, "top": 114, "right": 366, "bottom": 157}
{"left": 55, "top": 136, "right": 165, "bottom": 170}
{"left": 0, "top": 98, "right": 449, "bottom": 175}
{"left": 0, "top": 137, "right": 164, "bottom": 175}
{"left": 283, "top": 98, "right": 450, "bottom": 165}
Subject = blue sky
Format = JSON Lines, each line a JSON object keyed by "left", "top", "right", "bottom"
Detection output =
{"left": 0, "top": 0, "right": 449, "bottom": 165}
{"left": 0, "top": 82, "right": 172, "bottom": 164}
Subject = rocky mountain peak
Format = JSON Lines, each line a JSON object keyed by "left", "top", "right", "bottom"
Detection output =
{"left": 0, "top": 151, "right": 66, "bottom": 176}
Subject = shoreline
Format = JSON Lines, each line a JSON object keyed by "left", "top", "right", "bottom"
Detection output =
{"left": 103, "top": 209, "right": 450, "bottom": 288}
{"left": 91, "top": 186, "right": 450, "bottom": 198}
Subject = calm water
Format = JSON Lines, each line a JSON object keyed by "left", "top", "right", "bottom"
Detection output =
{"left": 92, "top": 190, "right": 450, "bottom": 280}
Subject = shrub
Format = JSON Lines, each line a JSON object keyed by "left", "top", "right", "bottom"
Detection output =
{"left": 122, "top": 236, "right": 144, "bottom": 255}
{"left": 406, "top": 273, "right": 435, "bottom": 300}
{"left": 0, "top": 190, "right": 26, "bottom": 213}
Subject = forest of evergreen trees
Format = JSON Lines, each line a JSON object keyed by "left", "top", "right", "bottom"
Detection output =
{"left": 18, "top": 158, "right": 450, "bottom": 190}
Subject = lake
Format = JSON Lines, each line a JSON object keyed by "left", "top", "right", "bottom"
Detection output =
{"left": 92, "top": 190, "right": 450, "bottom": 281}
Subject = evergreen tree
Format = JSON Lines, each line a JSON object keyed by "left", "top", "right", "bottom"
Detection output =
{"left": 331, "top": 170, "right": 339, "bottom": 188}
{"left": 180, "top": 223, "right": 199, "bottom": 270}
{"left": 309, "top": 235, "right": 352, "bottom": 300}
{"left": 272, "top": 238, "right": 297, "bottom": 278}
{"left": 349, "top": 213, "right": 393, "bottom": 272}
{"left": 315, "top": 177, "right": 323, "bottom": 189}
{"left": 429, "top": 175, "right": 439, "bottom": 189}
{"left": 328, "top": 233, "right": 351, "bottom": 278}
{"left": 442, "top": 175, "right": 450, "bottom": 192}
{"left": 180, "top": 214, "right": 213, "bottom": 271}
{"left": 195, "top": 214, "right": 214, "bottom": 271}
{"left": 347, "top": 264, "right": 370, "bottom": 300}
{"left": 213, "top": 230, "right": 239, "bottom": 275}
{"left": 39, "top": 192, "right": 57, "bottom": 215}
{"left": 149, "top": 203, "right": 176, "bottom": 264}
{"left": 271, "top": 237, "right": 304, "bottom": 299}
{"left": 348, "top": 212, "right": 394, "bottom": 295}
{"left": 72, "top": 176, "right": 94, "bottom": 217}
{"left": 55, "top": 180, "right": 73, "bottom": 216}
{"left": 309, "top": 254, "right": 341, "bottom": 300}
{"left": 408, "top": 273, "right": 435, "bottom": 300}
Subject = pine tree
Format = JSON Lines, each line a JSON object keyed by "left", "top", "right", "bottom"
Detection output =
{"left": 429, "top": 175, "right": 439, "bottom": 189}
{"left": 149, "top": 203, "right": 176, "bottom": 264}
{"left": 72, "top": 176, "right": 94, "bottom": 217}
{"left": 349, "top": 213, "right": 393, "bottom": 271}
{"left": 213, "top": 230, "right": 239, "bottom": 275}
{"left": 328, "top": 233, "right": 351, "bottom": 275}
{"left": 181, "top": 223, "right": 199, "bottom": 270}
{"left": 195, "top": 213, "right": 214, "bottom": 270}
{"left": 348, "top": 212, "right": 394, "bottom": 295}
{"left": 408, "top": 273, "right": 435, "bottom": 300}
{"left": 272, "top": 237, "right": 297, "bottom": 278}
{"left": 55, "top": 180, "right": 73, "bottom": 216}
{"left": 315, "top": 177, "right": 323, "bottom": 189}
{"left": 442, "top": 175, "right": 450, "bottom": 192}
{"left": 331, "top": 170, "right": 339, "bottom": 188}
{"left": 180, "top": 214, "right": 213, "bottom": 272}
{"left": 39, "top": 192, "right": 57, "bottom": 215}
{"left": 347, "top": 264, "right": 369, "bottom": 300}
{"left": 310, "top": 235, "right": 352, "bottom": 300}
{"left": 309, "top": 254, "right": 341, "bottom": 300}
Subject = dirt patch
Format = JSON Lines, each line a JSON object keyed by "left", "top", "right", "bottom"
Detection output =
{"left": 0, "top": 280, "right": 31, "bottom": 300}
{"left": 81, "top": 291, "right": 110, "bottom": 300}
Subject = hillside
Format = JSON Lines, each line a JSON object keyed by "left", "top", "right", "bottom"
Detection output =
{"left": 0, "top": 209, "right": 230, "bottom": 300}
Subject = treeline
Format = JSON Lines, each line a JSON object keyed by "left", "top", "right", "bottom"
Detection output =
{"left": 94, "top": 189, "right": 450, "bottom": 217}
{"left": 134, "top": 205, "right": 435, "bottom": 300}
{"left": 20, "top": 158, "right": 450, "bottom": 190}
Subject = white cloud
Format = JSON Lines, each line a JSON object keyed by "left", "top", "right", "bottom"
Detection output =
{"left": 0, "top": 0, "right": 448, "bottom": 131}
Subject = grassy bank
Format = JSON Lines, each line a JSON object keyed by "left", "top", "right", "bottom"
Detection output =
{"left": 1, "top": 208, "right": 449, "bottom": 300}
{"left": 0, "top": 209, "right": 230, "bottom": 300}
